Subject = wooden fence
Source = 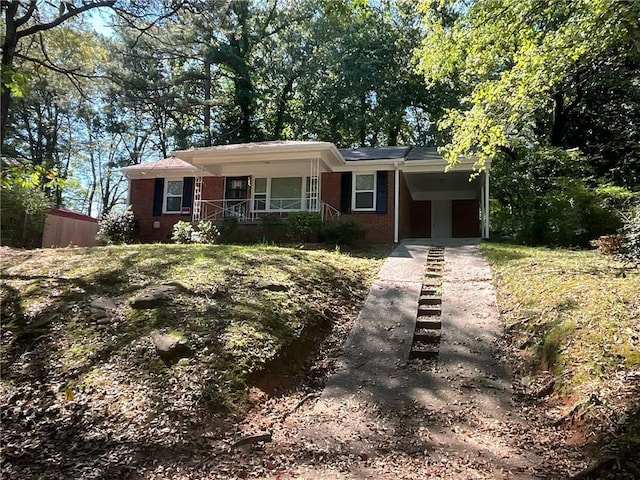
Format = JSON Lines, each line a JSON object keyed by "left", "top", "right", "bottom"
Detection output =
{"left": 42, "top": 208, "right": 99, "bottom": 248}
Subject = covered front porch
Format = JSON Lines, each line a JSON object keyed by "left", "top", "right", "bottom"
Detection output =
{"left": 172, "top": 142, "right": 345, "bottom": 224}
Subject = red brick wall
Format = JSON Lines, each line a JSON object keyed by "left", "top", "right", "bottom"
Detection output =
{"left": 202, "top": 176, "right": 225, "bottom": 201}
{"left": 321, "top": 171, "right": 394, "bottom": 244}
{"left": 130, "top": 176, "right": 223, "bottom": 242}
{"left": 321, "top": 172, "right": 341, "bottom": 211}
{"left": 132, "top": 173, "right": 397, "bottom": 244}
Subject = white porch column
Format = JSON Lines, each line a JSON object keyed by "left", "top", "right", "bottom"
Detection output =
{"left": 483, "top": 170, "right": 490, "bottom": 238}
{"left": 192, "top": 174, "right": 204, "bottom": 222}
{"left": 394, "top": 163, "right": 400, "bottom": 243}
{"left": 309, "top": 158, "right": 320, "bottom": 211}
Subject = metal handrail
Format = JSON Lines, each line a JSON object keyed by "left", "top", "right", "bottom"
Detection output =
{"left": 320, "top": 202, "right": 341, "bottom": 221}
{"left": 194, "top": 199, "right": 340, "bottom": 223}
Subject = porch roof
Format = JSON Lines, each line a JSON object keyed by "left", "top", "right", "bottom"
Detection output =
{"left": 122, "top": 157, "right": 199, "bottom": 179}
{"left": 172, "top": 141, "right": 345, "bottom": 176}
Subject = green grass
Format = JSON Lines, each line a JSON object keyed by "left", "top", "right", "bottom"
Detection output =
{"left": 482, "top": 241, "right": 640, "bottom": 467}
{"left": 481, "top": 242, "right": 640, "bottom": 394}
{"left": 1, "top": 244, "right": 386, "bottom": 415}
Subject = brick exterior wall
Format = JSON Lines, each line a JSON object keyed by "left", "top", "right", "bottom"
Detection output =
{"left": 130, "top": 176, "right": 224, "bottom": 242}
{"left": 321, "top": 171, "right": 394, "bottom": 244}
{"left": 131, "top": 171, "right": 464, "bottom": 244}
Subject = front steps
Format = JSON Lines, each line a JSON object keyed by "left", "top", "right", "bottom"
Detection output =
{"left": 409, "top": 247, "right": 444, "bottom": 361}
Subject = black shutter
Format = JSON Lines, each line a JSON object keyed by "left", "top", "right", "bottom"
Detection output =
{"left": 152, "top": 178, "right": 164, "bottom": 217}
{"left": 182, "top": 177, "right": 194, "bottom": 213}
{"left": 340, "top": 172, "right": 352, "bottom": 214}
{"left": 376, "top": 171, "right": 387, "bottom": 214}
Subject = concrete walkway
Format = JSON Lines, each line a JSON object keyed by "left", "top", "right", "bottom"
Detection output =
{"left": 273, "top": 240, "right": 540, "bottom": 478}
{"left": 323, "top": 238, "right": 510, "bottom": 410}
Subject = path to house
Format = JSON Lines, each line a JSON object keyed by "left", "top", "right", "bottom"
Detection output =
{"left": 258, "top": 240, "right": 580, "bottom": 479}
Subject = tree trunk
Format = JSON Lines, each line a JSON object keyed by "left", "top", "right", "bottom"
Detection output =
{"left": 203, "top": 57, "right": 212, "bottom": 146}
{"left": 1, "top": 2, "right": 20, "bottom": 149}
{"left": 272, "top": 75, "right": 295, "bottom": 139}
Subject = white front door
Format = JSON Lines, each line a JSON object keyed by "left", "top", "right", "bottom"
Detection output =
{"left": 431, "top": 200, "right": 451, "bottom": 238}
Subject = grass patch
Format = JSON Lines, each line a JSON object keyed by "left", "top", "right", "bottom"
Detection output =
{"left": 1, "top": 244, "right": 386, "bottom": 416}
{"left": 482, "top": 241, "right": 640, "bottom": 466}
{"left": 482, "top": 242, "right": 640, "bottom": 390}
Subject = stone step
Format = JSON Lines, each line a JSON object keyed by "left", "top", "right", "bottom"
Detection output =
{"left": 424, "top": 272, "right": 442, "bottom": 279}
{"left": 409, "top": 347, "right": 439, "bottom": 360}
{"left": 419, "top": 295, "right": 441, "bottom": 306}
{"left": 413, "top": 330, "right": 441, "bottom": 344}
{"left": 418, "top": 305, "right": 441, "bottom": 316}
{"left": 416, "top": 318, "right": 442, "bottom": 329}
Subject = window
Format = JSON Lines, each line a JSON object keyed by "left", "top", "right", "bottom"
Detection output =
{"left": 165, "top": 179, "right": 183, "bottom": 213}
{"left": 270, "top": 177, "right": 302, "bottom": 210}
{"left": 253, "top": 177, "right": 267, "bottom": 211}
{"left": 252, "top": 177, "right": 309, "bottom": 211}
{"left": 353, "top": 173, "right": 375, "bottom": 211}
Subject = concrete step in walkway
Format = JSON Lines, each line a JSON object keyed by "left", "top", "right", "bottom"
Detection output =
{"left": 410, "top": 246, "right": 445, "bottom": 361}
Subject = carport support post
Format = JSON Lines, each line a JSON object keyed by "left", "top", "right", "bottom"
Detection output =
{"left": 483, "top": 170, "right": 490, "bottom": 238}
{"left": 394, "top": 164, "right": 399, "bottom": 243}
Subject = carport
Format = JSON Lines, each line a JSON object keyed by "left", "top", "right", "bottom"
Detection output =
{"left": 399, "top": 147, "right": 490, "bottom": 240}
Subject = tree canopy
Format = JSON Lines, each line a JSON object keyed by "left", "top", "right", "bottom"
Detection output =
{"left": 1, "top": 0, "right": 638, "bottom": 244}
{"left": 415, "top": 0, "right": 640, "bottom": 184}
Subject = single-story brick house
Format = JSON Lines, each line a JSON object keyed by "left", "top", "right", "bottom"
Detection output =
{"left": 122, "top": 141, "right": 490, "bottom": 243}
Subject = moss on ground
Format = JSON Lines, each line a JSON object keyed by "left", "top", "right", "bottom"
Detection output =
{"left": 0, "top": 244, "right": 386, "bottom": 415}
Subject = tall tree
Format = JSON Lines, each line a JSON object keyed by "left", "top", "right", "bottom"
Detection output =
{"left": 415, "top": 0, "right": 640, "bottom": 181}
{"left": 1, "top": 0, "right": 115, "bottom": 149}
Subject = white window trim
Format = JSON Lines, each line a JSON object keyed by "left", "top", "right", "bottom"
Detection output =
{"left": 163, "top": 178, "right": 184, "bottom": 214}
{"left": 251, "top": 176, "right": 308, "bottom": 213}
{"left": 352, "top": 172, "right": 377, "bottom": 212}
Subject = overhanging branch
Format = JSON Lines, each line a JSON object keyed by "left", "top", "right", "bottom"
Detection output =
{"left": 16, "top": 1, "right": 117, "bottom": 40}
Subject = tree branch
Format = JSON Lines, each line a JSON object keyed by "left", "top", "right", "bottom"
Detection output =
{"left": 14, "top": 52, "right": 109, "bottom": 80}
{"left": 16, "top": 1, "right": 116, "bottom": 40}
{"left": 14, "top": 1, "right": 37, "bottom": 28}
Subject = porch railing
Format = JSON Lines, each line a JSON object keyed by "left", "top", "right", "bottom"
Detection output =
{"left": 194, "top": 199, "right": 340, "bottom": 223}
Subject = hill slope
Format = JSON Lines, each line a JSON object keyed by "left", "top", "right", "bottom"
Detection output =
{"left": 0, "top": 244, "right": 385, "bottom": 478}
{"left": 482, "top": 243, "right": 640, "bottom": 477}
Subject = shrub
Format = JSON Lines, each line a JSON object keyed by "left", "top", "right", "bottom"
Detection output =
{"left": 285, "top": 212, "right": 321, "bottom": 243}
{"left": 172, "top": 220, "right": 219, "bottom": 244}
{"left": 590, "top": 235, "right": 625, "bottom": 255}
{"left": 260, "top": 213, "right": 286, "bottom": 243}
{"left": 0, "top": 184, "right": 47, "bottom": 248}
{"left": 97, "top": 206, "right": 135, "bottom": 244}
{"left": 171, "top": 221, "right": 195, "bottom": 244}
{"left": 320, "top": 216, "right": 366, "bottom": 246}
{"left": 196, "top": 220, "right": 220, "bottom": 243}
{"left": 216, "top": 217, "right": 239, "bottom": 243}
